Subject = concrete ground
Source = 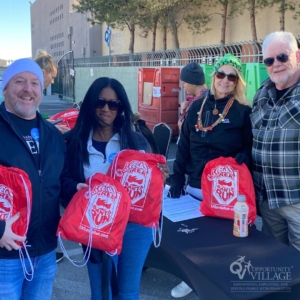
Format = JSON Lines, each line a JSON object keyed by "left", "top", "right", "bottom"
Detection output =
{"left": 40, "top": 94, "right": 261, "bottom": 300}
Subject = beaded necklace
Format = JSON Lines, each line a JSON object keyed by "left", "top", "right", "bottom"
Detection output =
{"left": 195, "top": 96, "right": 235, "bottom": 132}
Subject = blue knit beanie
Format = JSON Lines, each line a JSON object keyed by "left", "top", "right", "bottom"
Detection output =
{"left": 2, "top": 58, "right": 44, "bottom": 92}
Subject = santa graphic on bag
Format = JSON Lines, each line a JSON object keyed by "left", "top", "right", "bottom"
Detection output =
{"left": 0, "top": 185, "right": 13, "bottom": 220}
{"left": 81, "top": 183, "right": 120, "bottom": 234}
{"left": 116, "top": 160, "right": 151, "bottom": 208}
{"left": 208, "top": 164, "right": 238, "bottom": 207}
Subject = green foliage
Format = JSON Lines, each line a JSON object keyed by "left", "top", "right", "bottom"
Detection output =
{"left": 73, "top": 0, "right": 147, "bottom": 29}
{"left": 227, "top": 1, "right": 269, "bottom": 24}
{"left": 266, "top": 0, "right": 300, "bottom": 27}
{"left": 73, "top": 0, "right": 300, "bottom": 51}
{"left": 268, "top": 0, "right": 298, "bottom": 12}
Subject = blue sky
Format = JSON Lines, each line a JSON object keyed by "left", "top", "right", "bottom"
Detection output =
{"left": 0, "top": 0, "right": 32, "bottom": 60}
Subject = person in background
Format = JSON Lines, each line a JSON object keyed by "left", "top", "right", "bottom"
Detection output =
{"left": 65, "top": 77, "right": 169, "bottom": 299}
{"left": 0, "top": 59, "right": 86, "bottom": 299}
{"left": 178, "top": 62, "right": 208, "bottom": 130}
{"left": 132, "top": 112, "right": 159, "bottom": 154}
{"left": 34, "top": 49, "right": 67, "bottom": 263}
{"left": 169, "top": 54, "right": 252, "bottom": 298}
{"left": 34, "top": 49, "right": 69, "bottom": 135}
{"left": 251, "top": 31, "right": 300, "bottom": 252}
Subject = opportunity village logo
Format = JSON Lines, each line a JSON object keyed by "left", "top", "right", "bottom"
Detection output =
{"left": 229, "top": 256, "right": 293, "bottom": 293}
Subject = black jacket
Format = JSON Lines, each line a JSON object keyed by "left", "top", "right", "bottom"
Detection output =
{"left": 172, "top": 91, "right": 252, "bottom": 189}
{"left": 0, "top": 102, "right": 78, "bottom": 259}
{"left": 133, "top": 119, "right": 159, "bottom": 154}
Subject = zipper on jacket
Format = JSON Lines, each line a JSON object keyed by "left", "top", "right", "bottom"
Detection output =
{"left": 38, "top": 170, "right": 43, "bottom": 182}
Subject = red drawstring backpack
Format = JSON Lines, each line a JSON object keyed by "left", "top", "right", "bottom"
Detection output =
{"left": 57, "top": 173, "right": 131, "bottom": 266}
{"left": 108, "top": 150, "right": 166, "bottom": 247}
{"left": 48, "top": 108, "right": 79, "bottom": 130}
{"left": 200, "top": 157, "right": 256, "bottom": 225}
{"left": 0, "top": 165, "right": 33, "bottom": 280}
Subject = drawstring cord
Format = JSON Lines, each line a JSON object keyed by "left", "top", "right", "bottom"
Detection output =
{"left": 19, "top": 242, "right": 34, "bottom": 281}
{"left": 58, "top": 176, "right": 94, "bottom": 267}
{"left": 58, "top": 175, "right": 118, "bottom": 267}
{"left": 152, "top": 186, "right": 164, "bottom": 248}
{"left": 18, "top": 174, "right": 34, "bottom": 281}
{"left": 19, "top": 174, "right": 34, "bottom": 281}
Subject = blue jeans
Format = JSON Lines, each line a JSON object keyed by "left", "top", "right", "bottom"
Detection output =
{"left": 87, "top": 223, "right": 152, "bottom": 300}
{"left": 0, "top": 249, "right": 57, "bottom": 300}
{"left": 87, "top": 259, "right": 113, "bottom": 300}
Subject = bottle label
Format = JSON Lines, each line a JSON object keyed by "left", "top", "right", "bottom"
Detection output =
{"left": 233, "top": 211, "right": 248, "bottom": 237}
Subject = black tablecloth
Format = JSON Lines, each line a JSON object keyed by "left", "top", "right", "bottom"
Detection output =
{"left": 145, "top": 217, "right": 300, "bottom": 300}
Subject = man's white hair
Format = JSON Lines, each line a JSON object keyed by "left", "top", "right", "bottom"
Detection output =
{"left": 262, "top": 31, "right": 298, "bottom": 57}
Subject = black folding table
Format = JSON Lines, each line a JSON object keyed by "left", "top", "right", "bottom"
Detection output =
{"left": 145, "top": 216, "right": 300, "bottom": 300}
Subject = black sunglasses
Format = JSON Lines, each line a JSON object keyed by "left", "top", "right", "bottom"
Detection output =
{"left": 95, "top": 98, "right": 122, "bottom": 111}
{"left": 215, "top": 71, "right": 238, "bottom": 83}
{"left": 263, "top": 53, "right": 289, "bottom": 67}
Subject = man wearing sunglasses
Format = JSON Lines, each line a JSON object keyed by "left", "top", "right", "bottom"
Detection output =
{"left": 251, "top": 31, "right": 300, "bottom": 252}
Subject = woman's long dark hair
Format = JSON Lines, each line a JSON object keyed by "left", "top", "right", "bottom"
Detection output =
{"left": 68, "top": 77, "right": 138, "bottom": 165}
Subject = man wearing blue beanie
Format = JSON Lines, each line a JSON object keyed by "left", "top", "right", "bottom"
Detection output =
{"left": 0, "top": 58, "right": 86, "bottom": 299}
{"left": 2, "top": 58, "right": 44, "bottom": 120}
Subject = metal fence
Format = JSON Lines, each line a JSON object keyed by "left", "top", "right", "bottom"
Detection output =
{"left": 74, "top": 40, "right": 265, "bottom": 68}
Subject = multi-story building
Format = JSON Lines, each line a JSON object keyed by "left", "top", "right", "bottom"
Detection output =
{"left": 30, "top": 0, "right": 103, "bottom": 62}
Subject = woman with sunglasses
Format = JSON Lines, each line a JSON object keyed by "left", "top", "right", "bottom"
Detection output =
{"left": 64, "top": 77, "right": 168, "bottom": 300}
{"left": 169, "top": 54, "right": 252, "bottom": 298}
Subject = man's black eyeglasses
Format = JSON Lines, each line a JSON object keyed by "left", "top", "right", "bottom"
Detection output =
{"left": 95, "top": 98, "right": 122, "bottom": 111}
{"left": 263, "top": 53, "right": 289, "bottom": 67}
{"left": 215, "top": 71, "right": 238, "bottom": 83}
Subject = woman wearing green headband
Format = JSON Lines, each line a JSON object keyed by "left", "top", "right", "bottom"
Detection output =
{"left": 169, "top": 53, "right": 253, "bottom": 298}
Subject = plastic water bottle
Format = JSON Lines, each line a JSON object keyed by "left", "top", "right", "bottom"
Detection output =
{"left": 233, "top": 195, "right": 249, "bottom": 237}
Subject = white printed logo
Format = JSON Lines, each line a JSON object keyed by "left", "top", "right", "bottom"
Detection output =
{"left": 230, "top": 256, "right": 253, "bottom": 279}
{"left": 116, "top": 160, "right": 151, "bottom": 208}
{"left": 230, "top": 255, "right": 293, "bottom": 280}
{"left": 81, "top": 183, "right": 120, "bottom": 235}
{"left": 61, "top": 111, "right": 79, "bottom": 117}
{"left": 0, "top": 184, "right": 13, "bottom": 220}
{"left": 208, "top": 164, "right": 238, "bottom": 206}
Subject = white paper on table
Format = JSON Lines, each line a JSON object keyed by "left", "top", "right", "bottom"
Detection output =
{"left": 163, "top": 191, "right": 204, "bottom": 222}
